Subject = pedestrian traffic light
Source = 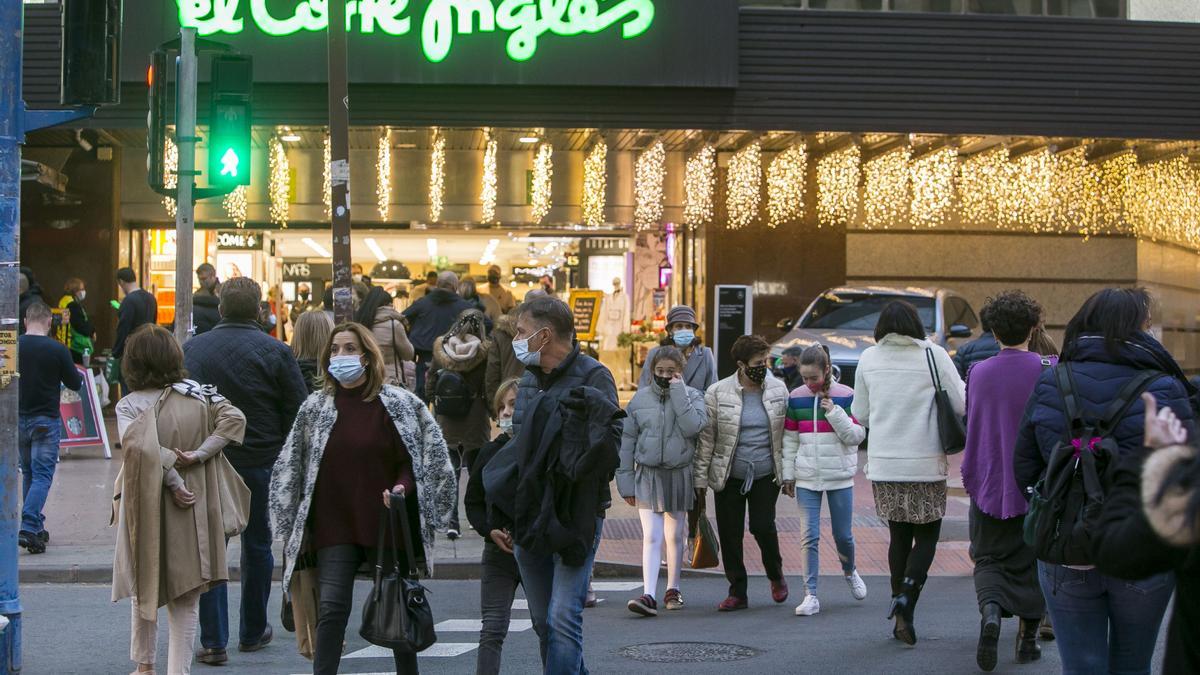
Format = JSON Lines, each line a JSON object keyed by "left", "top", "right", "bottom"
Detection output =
{"left": 61, "top": 0, "right": 122, "bottom": 105}
{"left": 207, "top": 54, "right": 252, "bottom": 189}
{"left": 146, "top": 49, "right": 169, "bottom": 193}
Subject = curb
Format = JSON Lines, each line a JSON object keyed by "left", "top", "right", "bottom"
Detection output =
{"left": 19, "top": 557, "right": 671, "bottom": 585}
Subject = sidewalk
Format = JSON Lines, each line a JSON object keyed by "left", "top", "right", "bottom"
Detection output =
{"left": 20, "top": 418, "right": 975, "bottom": 583}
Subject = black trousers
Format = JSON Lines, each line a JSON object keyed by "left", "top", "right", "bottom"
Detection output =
{"left": 886, "top": 519, "right": 942, "bottom": 595}
{"left": 314, "top": 545, "right": 419, "bottom": 675}
{"left": 713, "top": 476, "right": 784, "bottom": 599}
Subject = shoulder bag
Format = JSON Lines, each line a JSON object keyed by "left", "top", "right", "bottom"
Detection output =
{"left": 689, "top": 502, "right": 721, "bottom": 570}
{"left": 926, "top": 347, "right": 966, "bottom": 455}
{"left": 359, "top": 491, "right": 437, "bottom": 653}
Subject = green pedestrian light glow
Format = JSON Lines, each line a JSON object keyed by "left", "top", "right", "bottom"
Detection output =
{"left": 177, "top": 0, "right": 656, "bottom": 63}
{"left": 219, "top": 148, "right": 240, "bottom": 177}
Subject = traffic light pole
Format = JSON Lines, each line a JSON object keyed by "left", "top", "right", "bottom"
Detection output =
{"left": 328, "top": 0, "right": 353, "bottom": 324}
{"left": 173, "top": 28, "right": 198, "bottom": 345}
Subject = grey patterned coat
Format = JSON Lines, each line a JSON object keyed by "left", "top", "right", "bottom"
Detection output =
{"left": 270, "top": 384, "right": 456, "bottom": 589}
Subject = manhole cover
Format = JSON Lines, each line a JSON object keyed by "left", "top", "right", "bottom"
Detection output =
{"left": 618, "top": 642, "right": 759, "bottom": 663}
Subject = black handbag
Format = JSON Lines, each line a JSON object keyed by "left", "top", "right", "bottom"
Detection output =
{"left": 925, "top": 347, "right": 966, "bottom": 455}
{"left": 359, "top": 493, "right": 437, "bottom": 653}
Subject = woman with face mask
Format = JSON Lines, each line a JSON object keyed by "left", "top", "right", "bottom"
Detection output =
{"left": 618, "top": 347, "right": 707, "bottom": 617}
{"left": 463, "top": 377, "right": 522, "bottom": 675}
{"left": 59, "top": 277, "right": 95, "bottom": 364}
{"left": 694, "top": 335, "right": 791, "bottom": 612}
{"left": 269, "top": 323, "right": 455, "bottom": 675}
{"left": 781, "top": 344, "right": 868, "bottom": 617}
{"left": 638, "top": 305, "right": 717, "bottom": 394}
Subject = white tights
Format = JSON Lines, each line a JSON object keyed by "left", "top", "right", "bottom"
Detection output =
{"left": 639, "top": 509, "right": 687, "bottom": 599}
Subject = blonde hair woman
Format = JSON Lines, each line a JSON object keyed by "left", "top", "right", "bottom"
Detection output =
{"left": 291, "top": 310, "right": 333, "bottom": 393}
{"left": 270, "top": 322, "right": 455, "bottom": 674}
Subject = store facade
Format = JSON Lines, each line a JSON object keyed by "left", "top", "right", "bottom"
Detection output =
{"left": 20, "top": 1, "right": 1200, "bottom": 371}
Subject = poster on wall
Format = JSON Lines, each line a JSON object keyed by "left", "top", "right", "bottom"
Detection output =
{"left": 632, "top": 231, "right": 668, "bottom": 322}
{"left": 713, "top": 285, "right": 753, "bottom": 380}
{"left": 569, "top": 290, "right": 605, "bottom": 342}
{"left": 216, "top": 252, "right": 254, "bottom": 281}
{"left": 60, "top": 367, "right": 111, "bottom": 459}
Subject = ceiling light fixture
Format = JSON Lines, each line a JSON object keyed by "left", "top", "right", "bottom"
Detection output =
{"left": 365, "top": 237, "right": 387, "bottom": 262}
{"left": 279, "top": 127, "right": 302, "bottom": 143}
{"left": 302, "top": 237, "right": 331, "bottom": 258}
{"left": 518, "top": 136, "right": 539, "bottom": 144}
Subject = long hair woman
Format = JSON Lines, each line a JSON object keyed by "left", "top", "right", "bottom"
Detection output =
{"left": 270, "top": 322, "right": 456, "bottom": 675}
{"left": 852, "top": 300, "right": 965, "bottom": 645}
{"left": 619, "top": 346, "right": 707, "bottom": 616}
{"left": 355, "top": 285, "right": 414, "bottom": 388}
{"left": 1015, "top": 288, "right": 1196, "bottom": 674}
{"left": 291, "top": 310, "right": 333, "bottom": 394}
{"left": 114, "top": 324, "right": 247, "bottom": 675}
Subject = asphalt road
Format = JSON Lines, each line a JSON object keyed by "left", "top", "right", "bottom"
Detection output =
{"left": 18, "top": 575, "right": 1166, "bottom": 674}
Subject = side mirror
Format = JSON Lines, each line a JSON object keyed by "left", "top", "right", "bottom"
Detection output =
{"left": 949, "top": 324, "right": 973, "bottom": 339}
{"left": 776, "top": 317, "right": 796, "bottom": 332}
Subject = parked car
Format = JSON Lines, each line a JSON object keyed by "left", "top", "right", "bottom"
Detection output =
{"left": 770, "top": 286, "right": 979, "bottom": 387}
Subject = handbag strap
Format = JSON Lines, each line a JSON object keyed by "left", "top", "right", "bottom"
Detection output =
{"left": 389, "top": 319, "right": 408, "bottom": 388}
{"left": 925, "top": 347, "right": 944, "bottom": 393}
{"left": 390, "top": 490, "right": 422, "bottom": 580}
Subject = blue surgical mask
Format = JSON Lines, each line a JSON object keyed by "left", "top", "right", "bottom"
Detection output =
{"left": 498, "top": 417, "right": 513, "bottom": 434}
{"left": 512, "top": 328, "right": 545, "bottom": 367}
{"left": 672, "top": 329, "right": 695, "bottom": 347}
{"left": 328, "top": 355, "right": 366, "bottom": 385}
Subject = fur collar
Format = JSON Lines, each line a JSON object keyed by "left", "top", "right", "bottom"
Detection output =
{"left": 433, "top": 334, "right": 488, "bottom": 371}
{"left": 1142, "top": 444, "right": 1200, "bottom": 547}
{"left": 493, "top": 311, "right": 517, "bottom": 338}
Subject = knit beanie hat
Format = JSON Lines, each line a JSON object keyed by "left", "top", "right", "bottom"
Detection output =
{"left": 666, "top": 305, "right": 699, "bottom": 328}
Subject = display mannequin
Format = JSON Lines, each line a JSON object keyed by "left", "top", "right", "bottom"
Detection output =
{"left": 600, "top": 277, "right": 631, "bottom": 389}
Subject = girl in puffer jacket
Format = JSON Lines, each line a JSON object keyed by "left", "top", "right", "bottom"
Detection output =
{"left": 782, "top": 344, "right": 868, "bottom": 617}
{"left": 618, "top": 346, "right": 707, "bottom": 617}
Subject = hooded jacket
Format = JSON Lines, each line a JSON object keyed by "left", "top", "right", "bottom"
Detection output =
{"left": 783, "top": 381, "right": 864, "bottom": 491}
{"left": 485, "top": 311, "right": 523, "bottom": 412}
{"left": 1013, "top": 333, "right": 1196, "bottom": 497}
{"left": 617, "top": 379, "right": 706, "bottom": 499}
{"left": 402, "top": 288, "right": 476, "bottom": 354}
{"left": 694, "top": 372, "right": 789, "bottom": 492}
{"left": 426, "top": 333, "right": 491, "bottom": 450}
{"left": 852, "top": 334, "right": 965, "bottom": 483}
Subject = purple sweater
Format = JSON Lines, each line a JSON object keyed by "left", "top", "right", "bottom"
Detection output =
{"left": 962, "top": 349, "right": 1056, "bottom": 519}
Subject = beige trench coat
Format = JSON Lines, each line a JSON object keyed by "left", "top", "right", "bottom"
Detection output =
{"left": 112, "top": 385, "right": 247, "bottom": 621}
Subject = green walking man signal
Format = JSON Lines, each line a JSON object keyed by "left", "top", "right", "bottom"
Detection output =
{"left": 207, "top": 54, "right": 253, "bottom": 189}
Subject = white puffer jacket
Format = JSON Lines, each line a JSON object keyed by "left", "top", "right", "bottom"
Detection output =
{"left": 694, "top": 373, "right": 790, "bottom": 492}
{"left": 782, "top": 381, "right": 865, "bottom": 491}
{"left": 851, "top": 334, "right": 965, "bottom": 483}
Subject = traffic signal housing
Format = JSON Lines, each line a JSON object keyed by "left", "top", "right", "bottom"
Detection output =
{"left": 207, "top": 54, "right": 253, "bottom": 189}
{"left": 61, "top": 0, "right": 122, "bottom": 105}
{"left": 146, "top": 49, "right": 169, "bottom": 193}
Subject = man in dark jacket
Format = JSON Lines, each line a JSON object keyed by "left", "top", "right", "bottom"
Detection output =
{"left": 505, "top": 295, "right": 622, "bottom": 674}
{"left": 953, "top": 308, "right": 1000, "bottom": 379}
{"left": 183, "top": 276, "right": 308, "bottom": 665}
{"left": 403, "top": 270, "right": 475, "bottom": 399}
{"left": 192, "top": 262, "right": 222, "bottom": 335}
{"left": 113, "top": 267, "right": 158, "bottom": 396}
{"left": 18, "top": 267, "right": 45, "bottom": 336}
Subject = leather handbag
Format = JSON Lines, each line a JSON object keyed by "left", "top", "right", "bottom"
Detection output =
{"left": 359, "top": 492, "right": 437, "bottom": 653}
{"left": 925, "top": 347, "right": 966, "bottom": 455}
{"left": 688, "top": 505, "right": 720, "bottom": 569}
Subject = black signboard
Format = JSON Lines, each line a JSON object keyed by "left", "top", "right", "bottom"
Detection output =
{"left": 713, "top": 284, "right": 752, "bottom": 380}
{"left": 282, "top": 260, "right": 333, "bottom": 281}
{"left": 217, "top": 230, "right": 265, "bottom": 250}
{"left": 119, "top": 0, "right": 738, "bottom": 88}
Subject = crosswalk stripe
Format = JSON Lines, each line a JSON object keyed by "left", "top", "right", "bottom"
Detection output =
{"left": 590, "top": 581, "right": 641, "bottom": 591}
{"left": 436, "top": 619, "right": 533, "bottom": 633}
{"left": 511, "top": 598, "right": 528, "bottom": 610}
{"left": 344, "top": 643, "right": 479, "bottom": 659}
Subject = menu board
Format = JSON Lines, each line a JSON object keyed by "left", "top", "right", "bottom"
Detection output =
{"left": 568, "top": 290, "right": 605, "bottom": 342}
{"left": 60, "top": 366, "right": 111, "bottom": 458}
{"left": 713, "top": 285, "right": 753, "bottom": 380}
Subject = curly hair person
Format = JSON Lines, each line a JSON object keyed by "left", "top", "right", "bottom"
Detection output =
{"left": 983, "top": 290, "right": 1043, "bottom": 347}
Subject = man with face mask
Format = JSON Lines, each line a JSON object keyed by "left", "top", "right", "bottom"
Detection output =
{"left": 483, "top": 265, "right": 515, "bottom": 315}
{"left": 490, "top": 295, "right": 623, "bottom": 674}
{"left": 193, "top": 263, "right": 223, "bottom": 336}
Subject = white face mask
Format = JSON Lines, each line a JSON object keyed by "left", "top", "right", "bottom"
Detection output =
{"left": 76, "top": 290, "right": 86, "bottom": 302}
{"left": 498, "top": 416, "right": 513, "bottom": 434}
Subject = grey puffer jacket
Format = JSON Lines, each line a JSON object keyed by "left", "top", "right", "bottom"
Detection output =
{"left": 617, "top": 379, "right": 706, "bottom": 498}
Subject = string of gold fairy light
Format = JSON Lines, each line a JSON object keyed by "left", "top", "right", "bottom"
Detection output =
{"left": 582, "top": 140, "right": 607, "bottom": 227}
{"left": 163, "top": 136, "right": 178, "bottom": 218}
{"left": 531, "top": 142, "right": 554, "bottom": 223}
{"left": 816, "top": 144, "right": 861, "bottom": 227}
{"left": 634, "top": 140, "right": 666, "bottom": 230}
{"left": 726, "top": 142, "right": 762, "bottom": 230}
{"left": 377, "top": 131, "right": 391, "bottom": 221}
{"left": 863, "top": 147, "right": 910, "bottom": 229}
{"left": 683, "top": 144, "right": 716, "bottom": 230}
{"left": 222, "top": 185, "right": 247, "bottom": 228}
{"left": 766, "top": 143, "right": 807, "bottom": 228}
{"left": 909, "top": 147, "right": 957, "bottom": 229}
{"left": 429, "top": 129, "right": 446, "bottom": 223}
{"left": 481, "top": 131, "right": 499, "bottom": 223}
{"left": 268, "top": 136, "right": 289, "bottom": 227}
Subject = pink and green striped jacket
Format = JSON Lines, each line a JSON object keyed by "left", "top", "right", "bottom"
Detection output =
{"left": 782, "top": 382, "right": 865, "bottom": 491}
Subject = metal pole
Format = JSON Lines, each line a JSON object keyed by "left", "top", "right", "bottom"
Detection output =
{"left": 173, "top": 28, "right": 197, "bottom": 344}
{"left": 327, "top": 0, "right": 352, "bottom": 323}
{"left": 0, "top": 0, "right": 22, "bottom": 670}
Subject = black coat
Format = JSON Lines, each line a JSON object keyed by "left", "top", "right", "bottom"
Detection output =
{"left": 466, "top": 433, "right": 510, "bottom": 541}
{"left": 402, "top": 288, "right": 476, "bottom": 354}
{"left": 183, "top": 320, "right": 308, "bottom": 468}
{"left": 192, "top": 292, "right": 221, "bottom": 335}
{"left": 953, "top": 331, "right": 1000, "bottom": 379}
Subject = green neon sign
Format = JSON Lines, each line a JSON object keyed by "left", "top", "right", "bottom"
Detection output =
{"left": 177, "top": 0, "right": 656, "bottom": 63}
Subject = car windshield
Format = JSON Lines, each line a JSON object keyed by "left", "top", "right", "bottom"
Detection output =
{"left": 800, "top": 293, "right": 936, "bottom": 332}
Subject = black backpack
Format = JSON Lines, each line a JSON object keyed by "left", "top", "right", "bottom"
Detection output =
{"left": 433, "top": 370, "right": 474, "bottom": 419}
{"left": 1023, "top": 365, "right": 1161, "bottom": 566}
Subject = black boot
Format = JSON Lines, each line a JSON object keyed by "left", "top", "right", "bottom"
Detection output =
{"left": 976, "top": 602, "right": 1002, "bottom": 671}
{"left": 1016, "top": 618, "right": 1042, "bottom": 663}
{"left": 887, "top": 578, "right": 921, "bottom": 646}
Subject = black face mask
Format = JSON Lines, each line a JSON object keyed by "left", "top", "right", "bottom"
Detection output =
{"left": 299, "top": 292, "right": 310, "bottom": 302}
{"left": 487, "top": 274, "right": 501, "bottom": 285}
{"left": 653, "top": 375, "right": 673, "bottom": 390}
{"left": 744, "top": 364, "right": 768, "bottom": 385}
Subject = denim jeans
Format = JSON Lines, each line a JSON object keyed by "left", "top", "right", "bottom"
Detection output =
{"left": 477, "top": 542, "right": 522, "bottom": 675}
{"left": 199, "top": 465, "right": 275, "bottom": 649}
{"left": 514, "top": 518, "right": 603, "bottom": 675}
{"left": 795, "top": 486, "right": 855, "bottom": 596}
{"left": 1038, "top": 562, "right": 1174, "bottom": 675}
{"left": 19, "top": 415, "right": 62, "bottom": 535}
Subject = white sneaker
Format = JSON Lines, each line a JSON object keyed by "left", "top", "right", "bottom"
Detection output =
{"left": 846, "top": 571, "right": 868, "bottom": 601}
{"left": 794, "top": 595, "right": 820, "bottom": 616}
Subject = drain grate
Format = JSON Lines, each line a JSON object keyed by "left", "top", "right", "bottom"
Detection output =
{"left": 618, "top": 642, "right": 759, "bottom": 663}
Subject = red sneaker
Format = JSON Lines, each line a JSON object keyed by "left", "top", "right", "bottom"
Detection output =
{"left": 718, "top": 595, "right": 748, "bottom": 612}
{"left": 770, "top": 578, "right": 789, "bottom": 604}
